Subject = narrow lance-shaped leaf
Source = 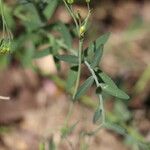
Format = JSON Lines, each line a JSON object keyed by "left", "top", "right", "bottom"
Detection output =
{"left": 66, "top": 66, "right": 78, "bottom": 91}
{"left": 104, "top": 122, "right": 127, "bottom": 136}
{"left": 93, "top": 108, "right": 102, "bottom": 125}
{"left": 95, "top": 32, "right": 110, "bottom": 48}
{"left": 34, "top": 49, "right": 51, "bottom": 59}
{"left": 61, "top": 121, "right": 79, "bottom": 138}
{"left": 91, "top": 44, "right": 103, "bottom": 68}
{"left": 56, "top": 22, "right": 72, "bottom": 48}
{"left": 43, "top": 0, "right": 58, "bottom": 20}
{"left": 85, "top": 33, "right": 110, "bottom": 64}
{"left": 49, "top": 137, "right": 56, "bottom": 150}
{"left": 74, "top": 76, "right": 94, "bottom": 100}
{"left": 96, "top": 70, "right": 118, "bottom": 88}
{"left": 100, "top": 83, "right": 130, "bottom": 100}
{"left": 55, "top": 55, "right": 78, "bottom": 64}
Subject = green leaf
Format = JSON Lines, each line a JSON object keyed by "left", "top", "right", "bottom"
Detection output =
{"left": 48, "top": 35, "right": 60, "bottom": 55}
{"left": 34, "top": 49, "right": 51, "bottom": 58}
{"left": 55, "top": 22, "right": 72, "bottom": 48}
{"left": 100, "top": 83, "right": 130, "bottom": 100}
{"left": 95, "top": 32, "right": 110, "bottom": 47}
{"left": 39, "top": 142, "right": 45, "bottom": 150}
{"left": 93, "top": 108, "right": 102, "bottom": 124}
{"left": 14, "top": 4, "right": 43, "bottom": 32}
{"left": 61, "top": 121, "right": 79, "bottom": 138}
{"left": 91, "top": 45, "right": 103, "bottom": 68}
{"left": 43, "top": 0, "right": 58, "bottom": 20}
{"left": 56, "top": 22, "right": 72, "bottom": 48}
{"left": 104, "top": 122, "right": 127, "bottom": 135}
{"left": 22, "top": 40, "right": 35, "bottom": 66}
{"left": 138, "top": 142, "right": 150, "bottom": 150}
{"left": 55, "top": 55, "right": 78, "bottom": 64}
{"left": 66, "top": 66, "right": 78, "bottom": 91}
{"left": 85, "top": 33, "right": 110, "bottom": 64}
{"left": 74, "top": 76, "right": 94, "bottom": 100}
{"left": 97, "top": 70, "right": 118, "bottom": 88}
{"left": 49, "top": 138, "right": 56, "bottom": 150}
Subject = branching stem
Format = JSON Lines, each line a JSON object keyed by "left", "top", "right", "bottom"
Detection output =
{"left": 84, "top": 60, "right": 105, "bottom": 124}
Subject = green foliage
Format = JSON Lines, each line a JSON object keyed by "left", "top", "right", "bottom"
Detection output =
{"left": 56, "top": 22, "right": 73, "bottom": 48}
{"left": 61, "top": 121, "right": 79, "bottom": 138}
{"left": 43, "top": 0, "right": 59, "bottom": 20}
{"left": 39, "top": 142, "right": 45, "bottom": 150}
{"left": 1, "top": 1, "right": 146, "bottom": 150}
{"left": 100, "top": 83, "right": 129, "bottom": 100}
{"left": 66, "top": 66, "right": 78, "bottom": 91}
{"left": 74, "top": 76, "right": 94, "bottom": 100}
{"left": 90, "top": 45, "right": 103, "bottom": 68}
{"left": 85, "top": 33, "right": 110, "bottom": 64}
{"left": 93, "top": 108, "right": 102, "bottom": 124}
{"left": 49, "top": 138, "right": 56, "bottom": 150}
{"left": 0, "top": 0, "right": 129, "bottom": 126}
{"left": 55, "top": 55, "right": 78, "bottom": 64}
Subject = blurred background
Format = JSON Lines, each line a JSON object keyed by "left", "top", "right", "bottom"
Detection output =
{"left": 0, "top": 0, "right": 150, "bottom": 149}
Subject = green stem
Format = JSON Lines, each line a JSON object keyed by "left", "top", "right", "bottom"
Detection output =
{"left": 84, "top": 60, "right": 105, "bottom": 124}
{"left": 0, "top": 0, "right": 6, "bottom": 38}
{"left": 56, "top": 39, "right": 77, "bottom": 55}
{"left": 0, "top": 0, "right": 13, "bottom": 39}
{"left": 64, "top": 102, "right": 74, "bottom": 127}
{"left": 73, "top": 38, "right": 84, "bottom": 99}
{"left": 63, "top": 0, "right": 79, "bottom": 34}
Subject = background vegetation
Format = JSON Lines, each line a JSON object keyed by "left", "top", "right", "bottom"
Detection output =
{"left": 0, "top": 0, "right": 150, "bottom": 150}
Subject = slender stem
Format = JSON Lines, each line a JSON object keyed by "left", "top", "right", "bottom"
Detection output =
{"left": 98, "top": 94, "right": 105, "bottom": 123}
{"left": 0, "top": 0, "right": 13, "bottom": 39}
{"left": 0, "top": 0, "right": 6, "bottom": 38}
{"left": 56, "top": 39, "right": 77, "bottom": 55}
{"left": 64, "top": 102, "right": 74, "bottom": 127}
{"left": 63, "top": 0, "right": 79, "bottom": 34}
{"left": 70, "top": 5, "right": 79, "bottom": 33}
{"left": 83, "top": 124, "right": 103, "bottom": 136}
{"left": 87, "top": 2, "right": 90, "bottom": 11}
{"left": 73, "top": 38, "right": 83, "bottom": 99}
{"left": 84, "top": 61, "right": 105, "bottom": 124}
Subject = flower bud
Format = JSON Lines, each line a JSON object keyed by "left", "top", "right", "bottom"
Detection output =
{"left": 67, "top": 0, "right": 74, "bottom": 4}
{"left": 0, "top": 47, "right": 10, "bottom": 54}
{"left": 0, "top": 39, "right": 11, "bottom": 54}
{"left": 79, "top": 25, "right": 86, "bottom": 37}
{"left": 86, "top": 0, "right": 91, "bottom": 3}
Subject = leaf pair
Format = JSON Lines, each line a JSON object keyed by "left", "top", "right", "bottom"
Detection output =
{"left": 56, "top": 33, "right": 129, "bottom": 101}
{"left": 96, "top": 70, "right": 129, "bottom": 100}
{"left": 85, "top": 33, "right": 110, "bottom": 67}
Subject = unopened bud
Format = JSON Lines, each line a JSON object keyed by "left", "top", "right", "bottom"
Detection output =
{"left": 0, "top": 39, "right": 11, "bottom": 54}
{"left": 86, "top": 0, "right": 91, "bottom": 3}
{"left": 79, "top": 25, "right": 86, "bottom": 37}
{"left": 67, "top": 0, "right": 74, "bottom": 4}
